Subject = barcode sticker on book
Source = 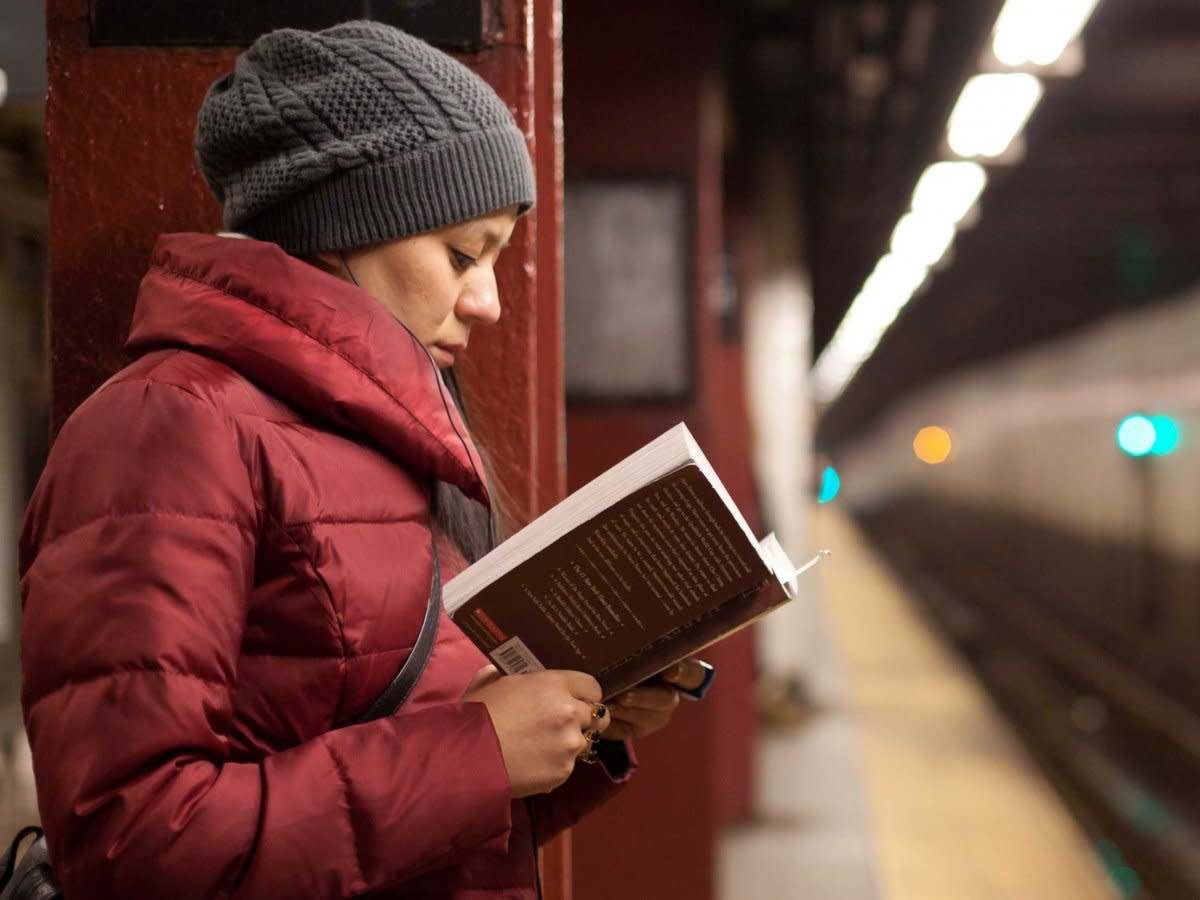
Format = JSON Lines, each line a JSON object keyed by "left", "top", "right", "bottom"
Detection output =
{"left": 491, "top": 636, "right": 547, "bottom": 675}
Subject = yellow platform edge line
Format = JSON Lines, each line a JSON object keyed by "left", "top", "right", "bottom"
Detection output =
{"left": 814, "top": 506, "right": 1116, "bottom": 900}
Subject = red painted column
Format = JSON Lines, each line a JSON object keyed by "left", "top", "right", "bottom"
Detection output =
{"left": 563, "top": 3, "right": 759, "bottom": 898}
{"left": 46, "top": 1, "right": 570, "bottom": 896}
{"left": 438, "top": 1, "right": 569, "bottom": 892}
{"left": 45, "top": 1, "right": 233, "bottom": 430}
{"left": 534, "top": 0, "right": 571, "bottom": 895}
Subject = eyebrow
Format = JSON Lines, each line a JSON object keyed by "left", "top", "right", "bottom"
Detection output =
{"left": 480, "top": 230, "right": 510, "bottom": 251}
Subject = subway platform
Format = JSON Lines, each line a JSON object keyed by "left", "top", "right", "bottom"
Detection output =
{"left": 718, "top": 506, "right": 1115, "bottom": 900}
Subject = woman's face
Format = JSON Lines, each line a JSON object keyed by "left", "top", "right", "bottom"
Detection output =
{"left": 329, "top": 205, "right": 520, "bottom": 368}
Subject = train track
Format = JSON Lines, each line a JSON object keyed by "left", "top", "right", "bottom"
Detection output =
{"left": 861, "top": 510, "right": 1200, "bottom": 900}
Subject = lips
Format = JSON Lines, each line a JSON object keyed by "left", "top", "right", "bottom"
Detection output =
{"left": 432, "top": 343, "right": 467, "bottom": 365}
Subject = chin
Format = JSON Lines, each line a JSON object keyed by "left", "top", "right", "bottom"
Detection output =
{"left": 429, "top": 345, "right": 458, "bottom": 368}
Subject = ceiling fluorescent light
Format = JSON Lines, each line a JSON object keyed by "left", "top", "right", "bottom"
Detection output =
{"left": 871, "top": 253, "right": 928, "bottom": 301}
{"left": 813, "top": 341, "right": 858, "bottom": 402}
{"left": 849, "top": 288, "right": 903, "bottom": 341}
{"left": 815, "top": 3, "right": 1096, "bottom": 406}
{"left": 0, "top": 69, "right": 7, "bottom": 107}
{"left": 814, "top": 253, "right": 930, "bottom": 401}
{"left": 813, "top": 365, "right": 846, "bottom": 404}
{"left": 947, "top": 73, "right": 1042, "bottom": 158}
{"left": 840, "top": 254, "right": 926, "bottom": 349}
{"left": 992, "top": 0, "right": 1101, "bottom": 67}
{"left": 891, "top": 210, "right": 955, "bottom": 268}
{"left": 911, "top": 162, "right": 987, "bottom": 226}
{"left": 821, "top": 337, "right": 870, "bottom": 380}
{"left": 815, "top": 334, "right": 875, "bottom": 402}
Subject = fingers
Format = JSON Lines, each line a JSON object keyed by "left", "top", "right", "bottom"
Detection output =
{"left": 590, "top": 701, "right": 612, "bottom": 734}
{"left": 570, "top": 698, "right": 610, "bottom": 733}
{"left": 575, "top": 701, "right": 611, "bottom": 765}
{"left": 608, "top": 702, "right": 672, "bottom": 739}
{"left": 659, "top": 659, "right": 709, "bottom": 692}
{"left": 614, "top": 684, "right": 680, "bottom": 712}
{"left": 559, "top": 670, "right": 603, "bottom": 704}
{"left": 602, "top": 719, "right": 636, "bottom": 742}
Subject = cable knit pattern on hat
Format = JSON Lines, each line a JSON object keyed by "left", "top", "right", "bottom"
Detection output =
{"left": 195, "top": 20, "right": 535, "bottom": 254}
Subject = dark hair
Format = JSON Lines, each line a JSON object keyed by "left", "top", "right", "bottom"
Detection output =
{"left": 301, "top": 252, "right": 504, "bottom": 561}
{"left": 434, "top": 369, "right": 500, "bottom": 564}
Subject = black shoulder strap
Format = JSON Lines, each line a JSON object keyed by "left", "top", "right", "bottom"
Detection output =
{"left": 0, "top": 827, "right": 59, "bottom": 900}
{"left": 356, "top": 532, "right": 442, "bottom": 724}
{"left": 0, "top": 827, "right": 43, "bottom": 894}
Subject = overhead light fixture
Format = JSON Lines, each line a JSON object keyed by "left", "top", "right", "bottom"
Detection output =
{"left": 992, "top": 0, "right": 1101, "bottom": 67}
{"left": 0, "top": 69, "right": 7, "bottom": 107}
{"left": 814, "top": 0, "right": 1096, "bottom": 408}
{"left": 814, "top": 343, "right": 865, "bottom": 403}
{"left": 812, "top": 253, "right": 929, "bottom": 400}
{"left": 947, "top": 72, "right": 1043, "bottom": 158}
{"left": 812, "top": 351, "right": 847, "bottom": 402}
{"left": 891, "top": 210, "right": 955, "bottom": 268}
{"left": 813, "top": 322, "right": 874, "bottom": 400}
{"left": 870, "top": 253, "right": 928, "bottom": 302}
{"left": 911, "top": 161, "right": 987, "bottom": 226}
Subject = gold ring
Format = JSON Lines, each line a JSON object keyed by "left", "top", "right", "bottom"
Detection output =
{"left": 578, "top": 735, "right": 600, "bottom": 764}
{"left": 591, "top": 702, "right": 607, "bottom": 720}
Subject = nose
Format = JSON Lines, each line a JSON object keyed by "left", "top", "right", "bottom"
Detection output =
{"left": 457, "top": 267, "right": 502, "bottom": 327}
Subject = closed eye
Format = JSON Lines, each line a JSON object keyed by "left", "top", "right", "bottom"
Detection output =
{"left": 451, "top": 248, "right": 477, "bottom": 271}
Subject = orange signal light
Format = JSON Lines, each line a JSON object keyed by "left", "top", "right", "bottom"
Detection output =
{"left": 914, "top": 426, "right": 952, "bottom": 465}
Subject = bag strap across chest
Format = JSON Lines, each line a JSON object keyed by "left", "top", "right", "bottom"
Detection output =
{"left": 355, "top": 531, "right": 442, "bottom": 724}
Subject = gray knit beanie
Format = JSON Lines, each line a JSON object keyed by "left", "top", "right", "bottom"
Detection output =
{"left": 194, "top": 20, "right": 535, "bottom": 254}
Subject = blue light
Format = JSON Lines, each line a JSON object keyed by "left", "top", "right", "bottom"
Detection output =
{"left": 1149, "top": 415, "right": 1181, "bottom": 456}
{"left": 1116, "top": 415, "right": 1156, "bottom": 457}
{"left": 818, "top": 466, "right": 841, "bottom": 504}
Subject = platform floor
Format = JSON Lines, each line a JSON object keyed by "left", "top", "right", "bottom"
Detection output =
{"left": 718, "top": 507, "right": 1115, "bottom": 899}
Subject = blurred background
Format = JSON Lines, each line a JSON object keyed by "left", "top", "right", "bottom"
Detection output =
{"left": 5, "top": 0, "right": 1200, "bottom": 897}
{"left": 0, "top": 0, "right": 46, "bottom": 841}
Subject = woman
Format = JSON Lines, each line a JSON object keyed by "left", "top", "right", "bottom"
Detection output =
{"left": 18, "top": 21, "right": 699, "bottom": 899}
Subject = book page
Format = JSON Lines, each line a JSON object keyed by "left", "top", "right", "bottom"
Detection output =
{"left": 444, "top": 424, "right": 696, "bottom": 612}
{"left": 452, "top": 465, "right": 770, "bottom": 676}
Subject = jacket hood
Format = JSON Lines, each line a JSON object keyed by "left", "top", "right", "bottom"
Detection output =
{"left": 127, "top": 232, "right": 489, "bottom": 504}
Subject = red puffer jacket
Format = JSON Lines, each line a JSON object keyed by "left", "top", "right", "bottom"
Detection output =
{"left": 19, "top": 233, "right": 631, "bottom": 899}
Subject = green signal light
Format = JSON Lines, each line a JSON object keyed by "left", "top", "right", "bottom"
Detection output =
{"left": 1149, "top": 415, "right": 1180, "bottom": 456}
{"left": 1117, "top": 414, "right": 1182, "bottom": 458}
{"left": 818, "top": 467, "right": 841, "bottom": 504}
{"left": 1116, "top": 415, "right": 1156, "bottom": 457}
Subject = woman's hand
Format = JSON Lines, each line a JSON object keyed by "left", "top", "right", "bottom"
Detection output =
{"left": 463, "top": 666, "right": 610, "bottom": 798}
{"left": 604, "top": 659, "right": 710, "bottom": 742}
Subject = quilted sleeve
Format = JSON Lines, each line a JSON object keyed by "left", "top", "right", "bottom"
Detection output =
{"left": 529, "top": 739, "right": 637, "bottom": 843}
{"left": 20, "top": 378, "right": 513, "bottom": 900}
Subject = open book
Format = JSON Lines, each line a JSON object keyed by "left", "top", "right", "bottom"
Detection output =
{"left": 443, "top": 423, "right": 829, "bottom": 699}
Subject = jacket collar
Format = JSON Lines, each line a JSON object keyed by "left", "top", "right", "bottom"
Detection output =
{"left": 126, "top": 232, "right": 489, "bottom": 504}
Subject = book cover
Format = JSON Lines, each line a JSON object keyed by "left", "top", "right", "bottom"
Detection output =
{"left": 450, "top": 462, "right": 795, "bottom": 698}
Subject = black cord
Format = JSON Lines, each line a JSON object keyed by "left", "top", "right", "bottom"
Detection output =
{"left": 526, "top": 798, "right": 544, "bottom": 900}
{"left": 342, "top": 255, "right": 532, "bottom": 891}
{"left": 440, "top": 368, "right": 498, "bottom": 552}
